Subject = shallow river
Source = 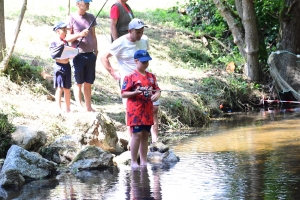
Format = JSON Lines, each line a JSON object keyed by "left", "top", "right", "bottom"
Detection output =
{"left": 3, "top": 108, "right": 300, "bottom": 199}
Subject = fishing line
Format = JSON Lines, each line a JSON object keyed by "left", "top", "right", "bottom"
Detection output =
{"left": 97, "top": 24, "right": 111, "bottom": 43}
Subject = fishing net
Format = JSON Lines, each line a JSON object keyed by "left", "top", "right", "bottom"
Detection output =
{"left": 267, "top": 50, "right": 300, "bottom": 101}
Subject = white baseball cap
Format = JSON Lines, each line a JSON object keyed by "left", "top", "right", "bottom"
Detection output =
{"left": 128, "top": 18, "right": 148, "bottom": 30}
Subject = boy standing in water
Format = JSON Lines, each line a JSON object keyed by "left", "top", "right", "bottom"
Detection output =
{"left": 50, "top": 21, "right": 77, "bottom": 113}
{"left": 121, "top": 50, "right": 161, "bottom": 168}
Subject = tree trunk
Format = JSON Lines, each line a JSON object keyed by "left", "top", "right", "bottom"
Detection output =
{"left": 235, "top": 0, "right": 243, "bottom": 19}
{"left": 242, "top": 0, "right": 259, "bottom": 81}
{"left": 213, "top": 0, "right": 261, "bottom": 81}
{"left": 275, "top": 0, "right": 300, "bottom": 98}
{"left": 0, "top": 0, "right": 6, "bottom": 62}
{"left": 0, "top": 0, "right": 27, "bottom": 71}
{"left": 279, "top": 0, "right": 300, "bottom": 53}
{"left": 212, "top": 0, "right": 246, "bottom": 58}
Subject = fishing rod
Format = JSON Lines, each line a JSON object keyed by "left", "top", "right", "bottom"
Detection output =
{"left": 138, "top": 88, "right": 209, "bottom": 95}
{"left": 146, "top": 89, "right": 194, "bottom": 93}
{"left": 76, "top": 0, "right": 109, "bottom": 48}
{"left": 263, "top": 99, "right": 300, "bottom": 104}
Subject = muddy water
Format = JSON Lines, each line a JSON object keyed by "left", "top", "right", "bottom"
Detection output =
{"left": 2, "top": 109, "right": 300, "bottom": 199}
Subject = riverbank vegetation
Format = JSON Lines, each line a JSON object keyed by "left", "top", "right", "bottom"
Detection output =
{"left": 1, "top": 0, "right": 273, "bottom": 143}
{"left": 0, "top": 113, "right": 14, "bottom": 158}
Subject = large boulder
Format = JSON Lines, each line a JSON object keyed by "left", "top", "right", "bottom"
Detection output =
{"left": 0, "top": 145, "right": 57, "bottom": 180}
{"left": 11, "top": 126, "right": 47, "bottom": 151}
{"left": 149, "top": 142, "right": 169, "bottom": 153}
{"left": 112, "top": 151, "right": 132, "bottom": 166}
{"left": 39, "top": 135, "right": 81, "bottom": 164}
{"left": 79, "top": 112, "right": 124, "bottom": 154}
{"left": 0, "top": 169, "right": 25, "bottom": 188}
{"left": 68, "top": 146, "right": 114, "bottom": 170}
{"left": 147, "top": 150, "right": 180, "bottom": 164}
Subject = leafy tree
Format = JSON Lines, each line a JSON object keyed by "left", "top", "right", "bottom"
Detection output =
{"left": 211, "top": 0, "right": 259, "bottom": 81}
{"left": 182, "top": 0, "right": 288, "bottom": 82}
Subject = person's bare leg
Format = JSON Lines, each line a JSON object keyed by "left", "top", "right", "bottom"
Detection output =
{"left": 140, "top": 130, "right": 149, "bottom": 166}
{"left": 83, "top": 82, "right": 95, "bottom": 112}
{"left": 125, "top": 113, "right": 132, "bottom": 138}
{"left": 74, "top": 84, "right": 83, "bottom": 109}
{"left": 151, "top": 106, "right": 159, "bottom": 143}
{"left": 124, "top": 104, "right": 132, "bottom": 150}
{"left": 63, "top": 88, "right": 71, "bottom": 113}
{"left": 55, "top": 87, "right": 63, "bottom": 112}
{"left": 130, "top": 131, "right": 142, "bottom": 168}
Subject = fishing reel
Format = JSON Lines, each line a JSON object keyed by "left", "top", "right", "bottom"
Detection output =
{"left": 139, "top": 88, "right": 152, "bottom": 98}
{"left": 143, "top": 90, "right": 151, "bottom": 98}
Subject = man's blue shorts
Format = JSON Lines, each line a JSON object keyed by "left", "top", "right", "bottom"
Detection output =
{"left": 53, "top": 62, "right": 72, "bottom": 89}
{"left": 130, "top": 125, "right": 151, "bottom": 133}
{"left": 73, "top": 52, "right": 96, "bottom": 84}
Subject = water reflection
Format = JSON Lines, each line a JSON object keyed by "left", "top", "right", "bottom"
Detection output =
{"left": 2, "top": 109, "right": 300, "bottom": 199}
{"left": 166, "top": 109, "right": 300, "bottom": 199}
{"left": 0, "top": 179, "right": 59, "bottom": 199}
{"left": 127, "top": 166, "right": 161, "bottom": 200}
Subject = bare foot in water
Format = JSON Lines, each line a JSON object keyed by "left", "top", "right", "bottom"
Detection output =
{"left": 131, "top": 162, "right": 140, "bottom": 168}
{"left": 140, "top": 162, "right": 147, "bottom": 166}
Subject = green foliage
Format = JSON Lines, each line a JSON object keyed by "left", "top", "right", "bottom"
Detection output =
{"left": 213, "top": 52, "right": 245, "bottom": 68}
{"left": 186, "top": 0, "right": 229, "bottom": 37}
{"left": 5, "top": 55, "right": 43, "bottom": 84}
{"left": 135, "top": 8, "right": 190, "bottom": 30}
{"left": 201, "top": 74, "right": 252, "bottom": 110}
{"left": 254, "top": 0, "right": 283, "bottom": 63}
{"left": 0, "top": 113, "right": 15, "bottom": 158}
{"left": 161, "top": 94, "right": 210, "bottom": 128}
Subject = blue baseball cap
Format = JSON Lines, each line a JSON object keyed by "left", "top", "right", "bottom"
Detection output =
{"left": 76, "top": 0, "right": 92, "bottom": 2}
{"left": 134, "top": 50, "right": 152, "bottom": 62}
{"left": 53, "top": 21, "right": 68, "bottom": 31}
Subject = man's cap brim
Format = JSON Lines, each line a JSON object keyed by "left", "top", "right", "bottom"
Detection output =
{"left": 133, "top": 25, "right": 148, "bottom": 29}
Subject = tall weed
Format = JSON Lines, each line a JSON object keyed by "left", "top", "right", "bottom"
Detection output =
{"left": 5, "top": 55, "right": 43, "bottom": 84}
{"left": 0, "top": 113, "right": 15, "bottom": 158}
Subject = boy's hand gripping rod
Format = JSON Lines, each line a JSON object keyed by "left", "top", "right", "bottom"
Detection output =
{"left": 76, "top": 0, "right": 109, "bottom": 48}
